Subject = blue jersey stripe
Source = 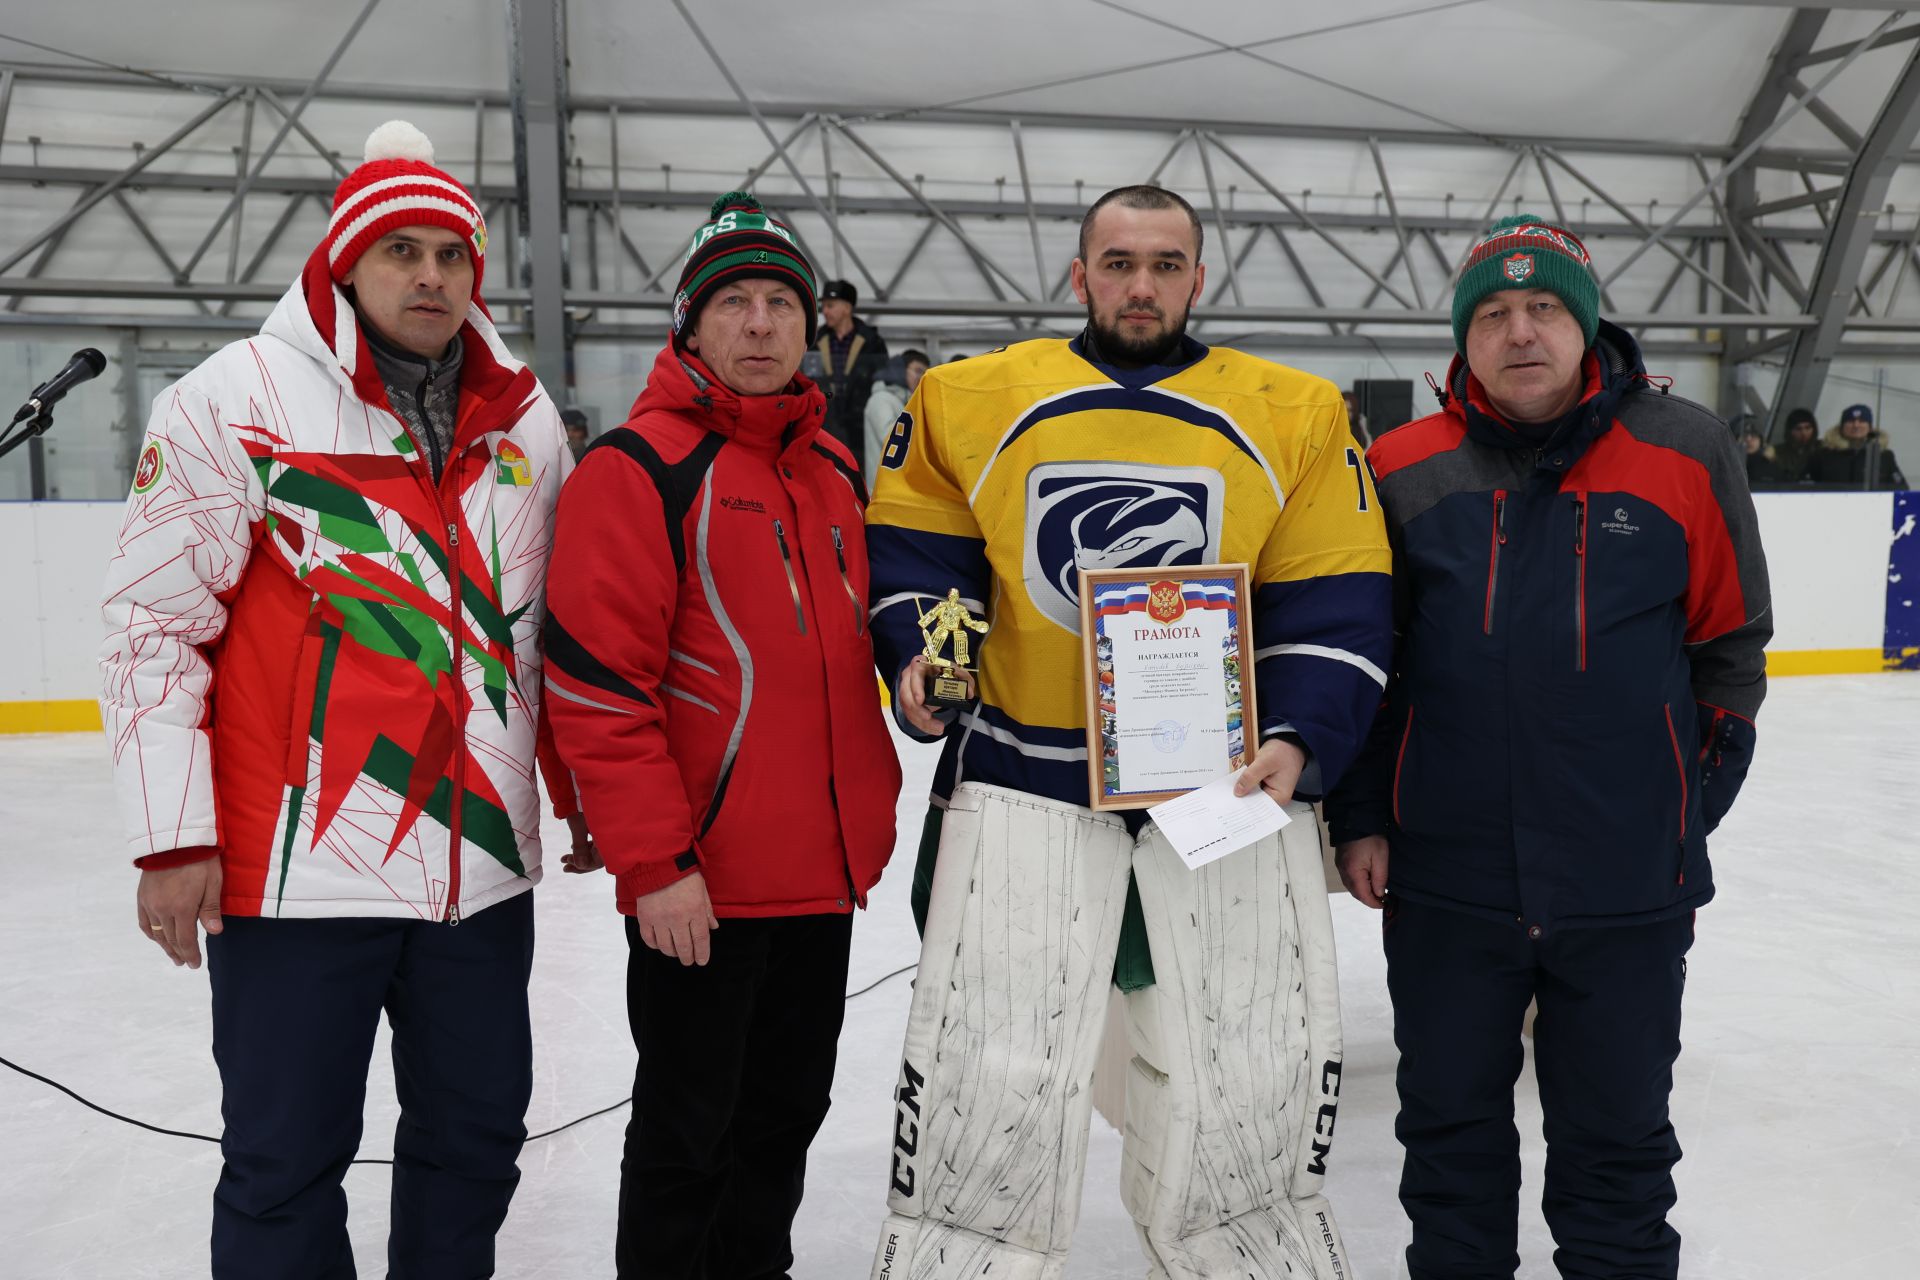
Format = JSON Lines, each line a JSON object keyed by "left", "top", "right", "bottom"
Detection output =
{"left": 995, "top": 386, "right": 1264, "bottom": 470}
{"left": 1254, "top": 573, "right": 1395, "bottom": 667}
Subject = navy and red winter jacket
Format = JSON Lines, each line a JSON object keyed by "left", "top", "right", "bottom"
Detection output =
{"left": 543, "top": 346, "right": 902, "bottom": 918}
{"left": 1325, "top": 321, "right": 1770, "bottom": 930}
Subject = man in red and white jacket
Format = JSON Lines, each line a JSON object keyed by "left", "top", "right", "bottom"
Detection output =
{"left": 99, "top": 122, "right": 580, "bottom": 1277}
{"left": 544, "top": 192, "right": 901, "bottom": 1278}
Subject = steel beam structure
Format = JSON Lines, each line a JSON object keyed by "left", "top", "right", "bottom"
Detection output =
{"left": 180, "top": 0, "right": 382, "bottom": 283}
{"left": 0, "top": 88, "right": 240, "bottom": 276}
{"left": 1603, "top": 10, "right": 1902, "bottom": 288}
{"left": 1775, "top": 36, "right": 1920, "bottom": 422}
{"left": 1371, "top": 135, "right": 1426, "bottom": 310}
{"left": 670, "top": 2, "right": 883, "bottom": 298}
{"left": 9, "top": 158, "right": 1902, "bottom": 249}
{"left": 509, "top": 0, "right": 572, "bottom": 395}
{"left": 15, "top": 18, "right": 1920, "bottom": 367}
{"left": 0, "top": 59, "right": 1857, "bottom": 163}
{"left": 1725, "top": 11, "right": 1857, "bottom": 415}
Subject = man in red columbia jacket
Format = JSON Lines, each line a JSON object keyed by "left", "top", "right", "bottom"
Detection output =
{"left": 544, "top": 192, "right": 901, "bottom": 1279}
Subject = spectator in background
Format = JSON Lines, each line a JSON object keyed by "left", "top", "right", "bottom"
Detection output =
{"left": 1773, "top": 407, "right": 1820, "bottom": 483}
{"left": 561, "top": 406, "right": 591, "bottom": 462}
{"left": 1343, "top": 389, "right": 1373, "bottom": 448}
{"left": 816, "top": 279, "right": 888, "bottom": 475}
{"left": 1811, "top": 403, "right": 1907, "bottom": 489}
{"left": 862, "top": 347, "right": 929, "bottom": 490}
{"left": 1737, "top": 417, "right": 1781, "bottom": 487}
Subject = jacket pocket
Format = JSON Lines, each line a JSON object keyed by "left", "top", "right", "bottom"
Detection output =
{"left": 285, "top": 615, "right": 326, "bottom": 787}
{"left": 829, "top": 524, "right": 866, "bottom": 634}
{"left": 1392, "top": 706, "right": 1415, "bottom": 827}
{"left": 1484, "top": 491, "right": 1508, "bottom": 635}
{"left": 1663, "top": 702, "right": 1689, "bottom": 876}
{"left": 771, "top": 518, "right": 807, "bottom": 634}
{"left": 1572, "top": 493, "right": 1588, "bottom": 671}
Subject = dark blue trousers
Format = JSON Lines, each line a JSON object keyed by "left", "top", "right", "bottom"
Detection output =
{"left": 1384, "top": 895, "right": 1693, "bottom": 1280}
{"left": 205, "top": 891, "right": 535, "bottom": 1280}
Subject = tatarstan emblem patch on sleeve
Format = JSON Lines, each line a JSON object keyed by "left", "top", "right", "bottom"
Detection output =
{"left": 132, "top": 441, "right": 165, "bottom": 494}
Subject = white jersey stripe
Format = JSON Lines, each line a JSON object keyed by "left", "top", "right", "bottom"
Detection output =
{"left": 1255, "top": 642, "right": 1388, "bottom": 689}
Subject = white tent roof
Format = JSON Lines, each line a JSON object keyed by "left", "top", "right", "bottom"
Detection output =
{"left": 0, "top": 1, "right": 1883, "bottom": 146}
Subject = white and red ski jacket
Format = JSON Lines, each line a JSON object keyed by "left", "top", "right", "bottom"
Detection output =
{"left": 544, "top": 347, "right": 901, "bottom": 917}
{"left": 100, "top": 261, "right": 574, "bottom": 921}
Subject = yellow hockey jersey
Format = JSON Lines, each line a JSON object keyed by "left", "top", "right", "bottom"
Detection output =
{"left": 866, "top": 333, "right": 1392, "bottom": 810}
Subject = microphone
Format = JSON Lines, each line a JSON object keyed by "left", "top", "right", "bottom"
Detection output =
{"left": 11, "top": 348, "right": 107, "bottom": 424}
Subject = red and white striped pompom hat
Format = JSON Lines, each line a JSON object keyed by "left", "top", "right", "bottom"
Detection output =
{"left": 322, "top": 121, "right": 487, "bottom": 287}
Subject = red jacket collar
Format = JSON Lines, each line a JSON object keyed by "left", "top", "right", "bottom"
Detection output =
{"left": 632, "top": 345, "right": 827, "bottom": 451}
{"left": 1446, "top": 349, "right": 1605, "bottom": 435}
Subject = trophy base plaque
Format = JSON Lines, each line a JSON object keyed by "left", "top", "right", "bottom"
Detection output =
{"left": 926, "top": 666, "right": 974, "bottom": 710}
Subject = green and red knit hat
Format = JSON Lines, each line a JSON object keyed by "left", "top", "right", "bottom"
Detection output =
{"left": 1452, "top": 213, "right": 1599, "bottom": 354}
{"left": 672, "top": 191, "right": 817, "bottom": 348}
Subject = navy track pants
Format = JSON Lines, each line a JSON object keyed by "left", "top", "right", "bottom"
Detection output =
{"left": 206, "top": 891, "right": 535, "bottom": 1279}
{"left": 1384, "top": 894, "right": 1693, "bottom": 1279}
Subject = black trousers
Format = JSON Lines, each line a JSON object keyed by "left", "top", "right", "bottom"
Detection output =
{"left": 206, "top": 892, "right": 535, "bottom": 1280}
{"left": 616, "top": 911, "right": 853, "bottom": 1280}
{"left": 1384, "top": 895, "right": 1693, "bottom": 1280}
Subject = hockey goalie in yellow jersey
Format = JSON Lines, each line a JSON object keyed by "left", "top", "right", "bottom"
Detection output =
{"left": 865, "top": 185, "right": 1393, "bottom": 1278}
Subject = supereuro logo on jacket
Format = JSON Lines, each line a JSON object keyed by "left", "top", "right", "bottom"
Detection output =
{"left": 1601, "top": 506, "right": 1641, "bottom": 536}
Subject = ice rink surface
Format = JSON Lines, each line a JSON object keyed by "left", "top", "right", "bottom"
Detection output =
{"left": 2, "top": 674, "right": 1916, "bottom": 1278}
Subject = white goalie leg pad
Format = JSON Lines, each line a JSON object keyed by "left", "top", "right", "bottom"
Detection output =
{"left": 872, "top": 783, "right": 1135, "bottom": 1280}
{"left": 1118, "top": 803, "right": 1353, "bottom": 1280}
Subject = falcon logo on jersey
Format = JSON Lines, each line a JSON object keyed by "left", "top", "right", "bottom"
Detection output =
{"left": 881, "top": 410, "right": 913, "bottom": 470}
{"left": 1023, "top": 462, "right": 1223, "bottom": 632}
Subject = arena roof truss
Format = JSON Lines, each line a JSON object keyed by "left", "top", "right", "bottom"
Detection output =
{"left": 7, "top": 2, "right": 1920, "bottom": 418}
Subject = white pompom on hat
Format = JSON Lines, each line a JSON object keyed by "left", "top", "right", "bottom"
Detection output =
{"left": 316, "top": 120, "right": 487, "bottom": 286}
{"left": 362, "top": 119, "right": 436, "bottom": 165}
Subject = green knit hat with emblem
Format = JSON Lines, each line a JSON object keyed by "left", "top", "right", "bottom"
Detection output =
{"left": 672, "top": 191, "right": 818, "bottom": 349}
{"left": 1451, "top": 213, "right": 1599, "bottom": 355}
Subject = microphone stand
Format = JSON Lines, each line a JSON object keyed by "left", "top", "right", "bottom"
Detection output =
{"left": 0, "top": 403, "right": 55, "bottom": 463}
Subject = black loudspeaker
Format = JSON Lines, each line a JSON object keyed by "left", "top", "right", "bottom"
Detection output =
{"left": 1353, "top": 379, "right": 1416, "bottom": 441}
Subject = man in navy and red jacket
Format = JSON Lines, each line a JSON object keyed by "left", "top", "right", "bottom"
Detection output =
{"left": 1326, "top": 214, "right": 1770, "bottom": 1280}
{"left": 543, "top": 192, "right": 902, "bottom": 1279}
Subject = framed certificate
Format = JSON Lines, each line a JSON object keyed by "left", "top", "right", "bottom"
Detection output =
{"left": 1079, "top": 564, "right": 1257, "bottom": 811}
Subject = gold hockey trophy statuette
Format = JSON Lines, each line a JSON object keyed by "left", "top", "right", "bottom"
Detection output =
{"left": 917, "top": 589, "right": 990, "bottom": 710}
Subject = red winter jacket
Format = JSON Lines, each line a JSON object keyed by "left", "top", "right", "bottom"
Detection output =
{"left": 543, "top": 346, "right": 901, "bottom": 917}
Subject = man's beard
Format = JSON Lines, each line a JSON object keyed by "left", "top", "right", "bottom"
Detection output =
{"left": 1086, "top": 300, "right": 1190, "bottom": 367}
